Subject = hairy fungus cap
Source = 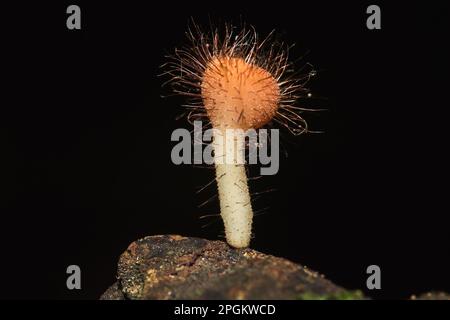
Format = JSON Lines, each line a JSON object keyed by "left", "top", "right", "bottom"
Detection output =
{"left": 163, "top": 22, "right": 313, "bottom": 136}
{"left": 201, "top": 56, "right": 280, "bottom": 130}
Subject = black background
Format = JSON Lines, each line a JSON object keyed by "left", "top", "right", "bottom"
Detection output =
{"left": 1, "top": 1, "right": 449, "bottom": 299}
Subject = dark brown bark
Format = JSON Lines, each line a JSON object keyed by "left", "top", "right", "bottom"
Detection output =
{"left": 100, "top": 235, "right": 363, "bottom": 300}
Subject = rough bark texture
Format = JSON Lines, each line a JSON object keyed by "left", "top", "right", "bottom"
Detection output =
{"left": 100, "top": 235, "right": 449, "bottom": 300}
{"left": 100, "top": 235, "right": 363, "bottom": 300}
{"left": 411, "top": 292, "right": 450, "bottom": 300}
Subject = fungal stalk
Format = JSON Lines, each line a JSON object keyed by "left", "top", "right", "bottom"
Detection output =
{"left": 212, "top": 129, "right": 253, "bottom": 248}
{"left": 164, "top": 23, "right": 311, "bottom": 248}
{"left": 202, "top": 56, "right": 280, "bottom": 248}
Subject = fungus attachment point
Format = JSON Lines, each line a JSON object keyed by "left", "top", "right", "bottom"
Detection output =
{"left": 201, "top": 56, "right": 280, "bottom": 248}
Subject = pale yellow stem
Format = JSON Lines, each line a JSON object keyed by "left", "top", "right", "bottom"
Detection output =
{"left": 213, "top": 128, "right": 253, "bottom": 248}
